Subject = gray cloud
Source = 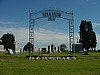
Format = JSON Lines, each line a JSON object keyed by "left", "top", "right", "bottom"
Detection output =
{"left": 92, "top": 23, "right": 100, "bottom": 28}
{"left": 0, "top": 21, "right": 20, "bottom": 25}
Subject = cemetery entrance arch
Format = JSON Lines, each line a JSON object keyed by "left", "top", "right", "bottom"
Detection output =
{"left": 29, "top": 9, "right": 74, "bottom": 53}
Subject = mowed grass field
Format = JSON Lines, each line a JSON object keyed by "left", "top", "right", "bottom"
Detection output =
{"left": 0, "top": 52, "right": 100, "bottom": 75}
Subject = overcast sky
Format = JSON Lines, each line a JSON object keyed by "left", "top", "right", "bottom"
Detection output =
{"left": 0, "top": 0, "right": 100, "bottom": 50}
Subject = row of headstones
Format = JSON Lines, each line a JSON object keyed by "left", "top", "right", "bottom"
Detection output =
{"left": 27, "top": 56, "right": 76, "bottom": 60}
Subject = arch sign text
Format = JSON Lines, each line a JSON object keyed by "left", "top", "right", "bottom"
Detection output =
{"left": 42, "top": 11, "right": 61, "bottom": 21}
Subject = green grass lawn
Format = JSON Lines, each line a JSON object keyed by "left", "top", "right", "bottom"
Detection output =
{"left": 0, "top": 52, "right": 100, "bottom": 75}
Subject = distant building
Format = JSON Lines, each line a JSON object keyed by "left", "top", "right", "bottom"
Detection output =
{"left": 72, "top": 43, "right": 82, "bottom": 52}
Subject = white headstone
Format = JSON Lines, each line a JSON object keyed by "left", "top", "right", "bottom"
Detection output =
{"left": 0, "top": 45, "right": 5, "bottom": 52}
{"left": 8, "top": 49, "right": 13, "bottom": 54}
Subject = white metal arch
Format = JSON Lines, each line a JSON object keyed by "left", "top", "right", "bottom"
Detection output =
{"left": 29, "top": 9, "right": 74, "bottom": 53}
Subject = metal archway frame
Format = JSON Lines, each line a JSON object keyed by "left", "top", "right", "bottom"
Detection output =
{"left": 29, "top": 9, "right": 74, "bottom": 53}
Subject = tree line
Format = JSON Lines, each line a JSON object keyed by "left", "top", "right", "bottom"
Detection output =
{"left": 0, "top": 20, "right": 97, "bottom": 53}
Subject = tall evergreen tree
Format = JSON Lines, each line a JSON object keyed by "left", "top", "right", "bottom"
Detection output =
{"left": 79, "top": 20, "right": 97, "bottom": 52}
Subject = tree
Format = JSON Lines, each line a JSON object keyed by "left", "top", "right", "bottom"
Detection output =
{"left": 23, "top": 42, "right": 34, "bottom": 53}
{"left": 79, "top": 20, "right": 97, "bottom": 52}
{"left": 1, "top": 33, "right": 15, "bottom": 53}
{"left": 60, "top": 44, "right": 67, "bottom": 52}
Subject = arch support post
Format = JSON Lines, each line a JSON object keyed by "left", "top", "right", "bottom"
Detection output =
{"left": 69, "top": 19, "right": 74, "bottom": 53}
{"left": 29, "top": 12, "right": 34, "bottom": 54}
